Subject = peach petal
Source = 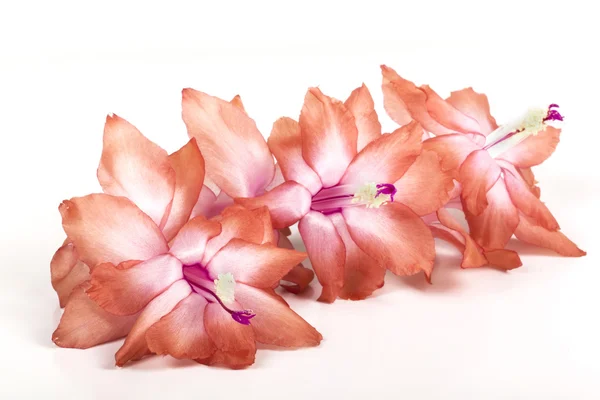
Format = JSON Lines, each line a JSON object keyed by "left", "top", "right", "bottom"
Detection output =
{"left": 268, "top": 117, "right": 323, "bottom": 195}
{"left": 234, "top": 181, "right": 312, "bottom": 229}
{"left": 343, "top": 202, "right": 435, "bottom": 279}
{"left": 162, "top": 139, "right": 206, "bottom": 241}
{"left": 115, "top": 280, "right": 192, "bottom": 366}
{"left": 145, "top": 293, "right": 216, "bottom": 360}
{"left": 300, "top": 87, "right": 358, "bottom": 187}
{"left": 423, "top": 134, "right": 481, "bottom": 177}
{"left": 497, "top": 126, "right": 561, "bottom": 168}
{"left": 446, "top": 88, "right": 498, "bottom": 135}
{"left": 340, "top": 121, "right": 422, "bottom": 185}
{"left": 190, "top": 185, "right": 218, "bottom": 219}
{"left": 459, "top": 150, "right": 502, "bottom": 215}
{"left": 50, "top": 243, "right": 90, "bottom": 307}
{"left": 59, "top": 194, "right": 168, "bottom": 267}
{"left": 230, "top": 94, "right": 246, "bottom": 112}
{"left": 298, "top": 212, "right": 345, "bottom": 303}
{"left": 345, "top": 84, "right": 382, "bottom": 151}
{"left": 433, "top": 208, "right": 487, "bottom": 269}
{"left": 87, "top": 255, "right": 183, "bottom": 316}
{"left": 235, "top": 283, "right": 322, "bottom": 347}
{"left": 421, "top": 85, "right": 482, "bottom": 134}
{"left": 277, "top": 234, "right": 314, "bottom": 294}
{"left": 483, "top": 249, "right": 523, "bottom": 270}
{"left": 182, "top": 88, "right": 274, "bottom": 197}
{"left": 53, "top": 282, "right": 138, "bottom": 349}
{"left": 514, "top": 214, "right": 586, "bottom": 257}
{"left": 207, "top": 239, "right": 307, "bottom": 288}
{"left": 169, "top": 216, "right": 222, "bottom": 266}
{"left": 98, "top": 114, "right": 175, "bottom": 227}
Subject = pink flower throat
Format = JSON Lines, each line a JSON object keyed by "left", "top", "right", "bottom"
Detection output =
{"left": 310, "top": 182, "right": 397, "bottom": 215}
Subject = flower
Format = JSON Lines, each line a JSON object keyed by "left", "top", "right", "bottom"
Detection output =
{"left": 53, "top": 196, "right": 322, "bottom": 368}
{"left": 381, "top": 65, "right": 585, "bottom": 258}
{"left": 229, "top": 85, "right": 454, "bottom": 302}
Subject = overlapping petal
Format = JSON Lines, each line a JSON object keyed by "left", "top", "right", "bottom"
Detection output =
{"left": 344, "top": 84, "right": 382, "bottom": 151}
{"left": 50, "top": 243, "right": 90, "bottom": 307}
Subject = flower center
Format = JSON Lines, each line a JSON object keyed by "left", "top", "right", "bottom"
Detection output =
{"left": 483, "top": 104, "right": 563, "bottom": 158}
{"left": 182, "top": 264, "right": 255, "bottom": 325}
{"left": 310, "top": 182, "right": 397, "bottom": 215}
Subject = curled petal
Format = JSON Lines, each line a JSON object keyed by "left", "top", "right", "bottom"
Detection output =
{"left": 236, "top": 283, "right": 322, "bottom": 347}
{"left": 421, "top": 85, "right": 482, "bottom": 134}
{"left": 423, "top": 134, "right": 481, "bottom": 177}
{"left": 483, "top": 249, "right": 523, "bottom": 270}
{"left": 345, "top": 84, "right": 382, "bottom": 151}
{"left": 343, "top": 203, "right": 435, "bottom": 280}
{"left": 300, "top": 87, "right": 358, "bottom": 187}
{"left": 169, "top": 216, "right": 222, "bottom": 266}
{"left": 341, "top": 121, "right": 422, "bottom": 185}
{"left": 298, "top": 212, "right": 345, "bottom": 302}
{"left": 51, "top": 243, "right": 90, "bottom": 307}
{"left": 459, "top": 150, "right": 502, "bottom": 215}
{"left": 115, "top": 280, "right": 192, "bottom": 366}
{"left": 446, "top": 88, "right": 498, "bottom": 135}
{"left": 497, "top": 126, "right": 561, "bottom": 168}
{"left": 162, "top": 139, "right": 205, "bottom": 241}
{"left": 235, "top": 181, "right": 312, "bottom": 229}
{"left": 278, "top": 234, "right": 314, "bottom": 294}
{"left": 98, "top": 114, "right": 175, "bottom": 227}
{"left": 268, "top": 117, "right": 322, "bottom": 195}
{"left": 182, "top": 88, "right": 274, "bottom": 197}
{"left": 53, "top": 282, "right": 138, "bottom": 349}
{"left": 514, "top": 214, "right": 586, "bottom": 257}
{"left": 59, "top": 194, "right": 168, "bottom": 267}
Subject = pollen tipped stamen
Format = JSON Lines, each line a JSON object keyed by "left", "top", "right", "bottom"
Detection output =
{"left": 544, "top": 104, "right": 564, "bottom": 122}
{"left": 375, "top": 183, "right": 397, "bottom": 202}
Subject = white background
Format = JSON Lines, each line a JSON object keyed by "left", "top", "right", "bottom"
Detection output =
{"left": 1, "top": 1, "right": 599, "bottom": 399}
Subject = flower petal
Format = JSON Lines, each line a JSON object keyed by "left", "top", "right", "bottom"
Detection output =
{"left": 340, "top": 121, "right": 423, "bottom": 185}
{"left": 207, "top": 239, "right": 307, "bottom": 288}
{"left": 190, "top": 185, "right": 218, "bottom": 219}
{"left": 503, "top": 168, "right": 559, "bottom": 231}
{"left": 169, "top": 216, "right": 222, "bottom": 266}
{"left": 87, "top": 255, "right": 183, "bottom": 316}
{"left": 394, "top": 150, "right": 454, "bottom": 216}
{"left": 98, "top": 114, "right": 175, "bottom": 227}
{"left": 423, "top": 134, "right": 481, "bottom": 177}
{"left": 298, "top": 211, "right": 345, "bottom": 302}
{"left": 277, "top": 234, "right": 314, "bottom": 294}
{"left": 345, "top": 84, "right": 382, "bottom": 151}
{"left": 202, "top": 301, "right": 256, "bottom": 369}
{"left": 329, "top": 213, "right": 386, "bottom": 300}
{"left": 342, "top": 202, "right": 435, "bottom": 280}
{"left": 459, "top": 149, "right": 502, "bottom": 215}
{"left": 381, "top": 65, "right": 454, "bottom": 135}
{"left": 51, "top": 243, "right": 90, "bottom": 307}
{"left": 115, "top": 280, "right": 192, "bottom": 366}
{"left": 421, "top": 85, "right": 482, "bottom": 134}
{"left": 59, "top": 194, "right": 168, "bottom": 267}
{"left": 162, "top": 139, "right": 206, "bottom": 241}
{"left": 482, "top": 249, "right": 523, "bottom": 270}
{"left": 514, "top": 214, "right": 586, "bottom": 257}
{"left": 53, "top": 282, "right": 137, "bottom": 349}
{"left": 446, "top": 88, "right": 498, "bottom": 135}
{"left": 145, "top": 293, "right": 216, "bottom": 360}
{"left": 299, "top": 87, "right": 357, "bottom": 187}
{"left": 497, "top": 126, "right": 561, "bottom": 168}
{"left": 229, "top": 94, "right": 246, "bottom": 112}
{"left": 463, "top": 179, "right": 519, "bottom": 250}
{"left": 234, "top": 181, "right": 312, "bottom": 229}
{"left": 181, "top": 88, "right": 274, "bottom": 197}
{"left": 235, "top": 283, "right": 322, "bottom": 347}
{"left": 268, "top": 117, "right": 323, "bottom": 195}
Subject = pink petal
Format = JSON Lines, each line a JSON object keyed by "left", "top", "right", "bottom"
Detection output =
{"left": 463, "top": 179, "right": 519, "bottom": 250}
{"left": 421, "top": 85, "right": 482, "bottom": 134}
{"left": 345, "top": 84, "right": 382, "bottom": 151}
{"left": 342, "top": 202, "right": 435, "bottom": 280}
{"left": 268, "top": 117, "right": 323, "bottom": 195}
{"left": 329, "top": 213, "right": 386, "bottom": 300}
{"left": 190, "top": 185, "right": 218, "bottom": 219}
{"left": 381, "top": 65, "right": 453, "bottom": 135}
{"left": 298, "top": 211, "right": 345, "bottom": 302}
{"left": 202, "top": 301, "right": 256, "bottom": 369}
{"left": 423, "top": 134, "right": 481, "bottom": 177}
{"left": 181, "top": 88, "right": 274, "bottom": 197}
{"left": 59, "top": 194, "right": 168, "bottom": 267}
{"left": 265, "top": 163, "right": 286, "bottom": 192}
{"left": 235, "top": 283, "right": 322, "bottom": 347}
{"left": 340, "top": 121, "right": 422, "bottom": 185}
{"left": 53, "top": 282, "right": 138, "bottom": 349}
{"left": 169, "top": 216, "right": 222, "bottom": 266}
{"left": 446, "top": 88, "right": 498, "bottom": 135}
{"left": 115, "top": 280, "right": 192, "bottom": 366}
{"left": 459, "top": 150, "right": 502, "bottom": 215}
{"left": 207, "top": 239, "right": 307, "bottom": 288}
{"left": 394, "top": 150, "right": 455, "bottom": 216}
{"left": 87, "top": 255, "right": 183, "bottom": 316}
{"left": 234, "top": 181, "right": 312, "bottom": 229}
{"left": 98, "top": 114, "right": 175, "bottom": 227}
{"left": 162, "top": 138, "right": 206, "bottom": 241}
{"left": 145, "top": 293, "right": 216, "bottom": 360}
{"left": 497, "top": 126, "right": 561, "bottom": 168}
{"left": 503, "top": 167, "right": 559, "bottom": 231}
{"left": 299, "top": 87, "right": 358, "bottom": 187}
{"left": 50, "top": 243, "right": 90, "bottom": 307}
{"left": 514, "top": 214, "right": 586, "bottom": 257}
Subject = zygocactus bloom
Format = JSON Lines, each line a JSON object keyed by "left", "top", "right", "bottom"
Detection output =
{"left": 230, "top": 85, "right": 454, "bottom": 302}
{"left": 381, "top": 65, "right": 585, "bottom": 257}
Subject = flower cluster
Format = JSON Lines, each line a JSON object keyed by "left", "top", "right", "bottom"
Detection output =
{"left": 51, "top": 65, "right": 585, "bottom": 368}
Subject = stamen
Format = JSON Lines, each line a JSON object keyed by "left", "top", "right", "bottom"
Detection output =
{"left": 375, "top": 183, "right": 397, "bottom": 202}
{"left": 352, "top": 182, "right": 397, "bottom": 208}
{"left": 214, "top": 272, "right": 236, "bottom": 304}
